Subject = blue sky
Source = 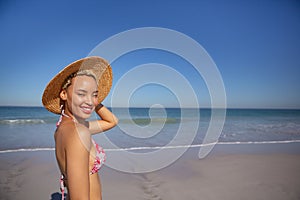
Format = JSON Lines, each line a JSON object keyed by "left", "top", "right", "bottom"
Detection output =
{"left": 0, "top": 0, "right": 299, "bottom": 108}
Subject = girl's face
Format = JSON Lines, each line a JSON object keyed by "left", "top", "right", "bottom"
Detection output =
{"left": 62, "top": 75, "right": 98, "bottom": 120}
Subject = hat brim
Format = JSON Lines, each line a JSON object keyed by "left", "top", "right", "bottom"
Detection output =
{"left": 42, "top": 56, "right": 113, "bottom": 114}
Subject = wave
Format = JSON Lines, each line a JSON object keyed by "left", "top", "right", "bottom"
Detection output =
{"left": 105, "top": 139, "right": 300, "bottom": 151}
{"left": 0, "top": 117, "right": 178, "bottom": 125}
{"left": 119, "top": 118, "right": 179, "bottom": 125}
{"left": 0, "top": 119, "right": 46, "bottom": 124}
{"left": 0, "top": 147, "right": 54, "bottom": 153}
{"left": 1, "top": 140, "right": 300, "bottom": 154}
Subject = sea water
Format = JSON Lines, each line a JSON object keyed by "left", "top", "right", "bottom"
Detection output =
{"left": 0, "top": 106, "right": 300, "bottom": 152}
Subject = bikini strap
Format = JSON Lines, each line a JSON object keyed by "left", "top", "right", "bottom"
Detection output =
{"left": 56, "top": 109, "right": 75, "bottom": 127}
{"left": 56, "top": 115, "right": 63, "bottom": 127}
{"left": 60, "top": 175, "right": 65, "bottom": 200}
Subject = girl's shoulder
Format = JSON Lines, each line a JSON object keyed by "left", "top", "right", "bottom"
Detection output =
{"left": 58, "top": 121, "right": 92, "bottom": 151}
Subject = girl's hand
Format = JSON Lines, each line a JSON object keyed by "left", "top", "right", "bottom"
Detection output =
{"left": 88, "top": 104, "right": 118, "bottom": 134}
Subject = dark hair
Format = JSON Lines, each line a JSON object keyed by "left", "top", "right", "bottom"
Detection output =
{"left": 61, "top": 70, "right": 97, "bottom": 90}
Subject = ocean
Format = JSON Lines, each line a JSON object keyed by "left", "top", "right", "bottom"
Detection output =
{"left": 0, "top": 106, "right": 300, "bottom": 153}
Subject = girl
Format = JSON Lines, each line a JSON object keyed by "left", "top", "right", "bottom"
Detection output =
{"left": 42, "top": 57, "right": 118, "bottom": 199}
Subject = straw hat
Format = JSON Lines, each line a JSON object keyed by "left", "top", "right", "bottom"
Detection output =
{"left": 42, "top": 56, "right": 113, "bottom": 114}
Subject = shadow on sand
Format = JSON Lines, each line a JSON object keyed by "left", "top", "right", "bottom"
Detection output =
{"left": 50, "top": 192, "right": 66, "bottom": 200}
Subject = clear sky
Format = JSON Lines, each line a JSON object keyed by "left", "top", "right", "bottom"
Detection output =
{"left": 0, "top": 0, "right": 299, "bottom": 108}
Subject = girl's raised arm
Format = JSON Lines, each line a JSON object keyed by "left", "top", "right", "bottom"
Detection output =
{"left": 89, "top": 104, "right": 118, "bottom": 134}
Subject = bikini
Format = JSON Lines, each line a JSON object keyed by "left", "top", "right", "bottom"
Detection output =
{"left": 57, "top": 110, "right": 106, "bottom": 200}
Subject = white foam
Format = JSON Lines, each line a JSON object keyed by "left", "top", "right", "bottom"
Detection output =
{"left": 0, "top": 148, "right": 54, "bottom": 154}
{"left": 105, "top": 140, "right": 300, "bottom": 151}
{"left": 0, "top": 119, "right": 45, "bottom": 124}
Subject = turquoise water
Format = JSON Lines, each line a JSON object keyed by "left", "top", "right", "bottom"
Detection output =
{"left": 0, "top": 106, "right": 300, "bottom": 151}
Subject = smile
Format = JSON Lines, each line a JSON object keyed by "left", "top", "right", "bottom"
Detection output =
{"left": 80, "top": 106, "right": 93, "bottom": 114}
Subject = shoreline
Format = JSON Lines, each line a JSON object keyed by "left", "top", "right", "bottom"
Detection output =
{"left": 1, "top": 139, "right": 300, "bottom": 154}
{"left": 0, "top": 143, "right": 300, "bottom": 200}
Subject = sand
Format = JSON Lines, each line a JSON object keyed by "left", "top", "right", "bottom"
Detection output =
{"left": 1, "top": 144, "right": 300, "bottom": 200}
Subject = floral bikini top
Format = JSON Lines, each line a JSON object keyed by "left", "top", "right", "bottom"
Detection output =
{"left": 60, "top": 140, "right": 106, "bottom": 200}
{"left": 57, "top": 110, "right": 106, "bottom": 199}
{"left": 90, "top": 139, "right": 106, "bottom": 174}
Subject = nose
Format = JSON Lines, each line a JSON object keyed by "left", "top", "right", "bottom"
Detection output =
{"left": 85, "top": 95, "right": 93, "bottom": 106}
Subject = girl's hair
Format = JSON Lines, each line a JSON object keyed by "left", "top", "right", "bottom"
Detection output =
{"left": 61, "top": 70, "right": 97, "bottom": 90}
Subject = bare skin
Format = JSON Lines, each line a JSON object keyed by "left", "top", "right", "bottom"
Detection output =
{"left": 54, "top": 75, "right": 118, "bottom": 200}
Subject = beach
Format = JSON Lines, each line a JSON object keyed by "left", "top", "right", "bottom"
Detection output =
{"left": 1, "top": 107, "right": 300, "bottom": 199}
{"left": 1, "top": 143, "right": 300, "bottom": 200}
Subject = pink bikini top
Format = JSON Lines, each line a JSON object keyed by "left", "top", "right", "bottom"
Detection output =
{"left": 56, "top": 111, "right": 106, "bottom": 174}
{"left": 90, "top": 139, "right": 106, "bottom": 174}
{"left": 60, "top": 140, "right": 106, "bottom": 200}
{"left": 57, "top": 111, "right": 106, "bottom": 199}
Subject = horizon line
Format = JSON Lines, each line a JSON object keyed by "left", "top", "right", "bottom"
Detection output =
{"left": 0, "top": 105, "right": 299, "bottom": 110}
